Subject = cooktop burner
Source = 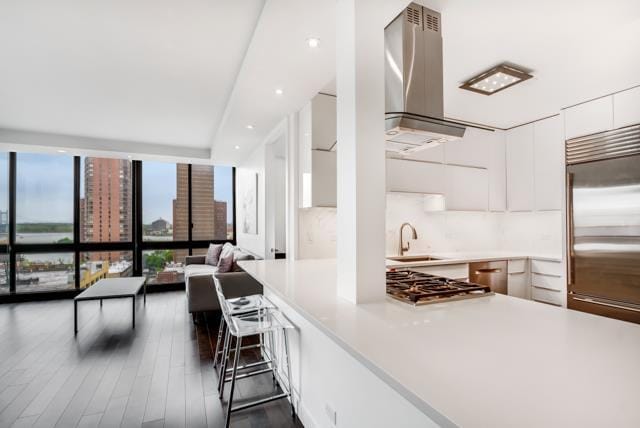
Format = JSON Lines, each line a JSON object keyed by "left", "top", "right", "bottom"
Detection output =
{"left": 386, "top": 270, "right": 493, "bottom": 305}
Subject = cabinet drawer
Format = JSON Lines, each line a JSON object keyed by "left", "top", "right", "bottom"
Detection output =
{"left": 531, "top": 273, "right": 564, "bottom": 291}
{"left": 508, "top": 259, "right": 527, "bottom": 274}
{"left": 507, "top": 272, "right": 529, "bottom": 299}
{"left": 412, "top": 264, "right": 468, "bottom": 280}
{"left": 531, "top": 259, "right": 563, "bottom": 277}
{"left": 531, "top": 286, "right": 563, "bottom": 306}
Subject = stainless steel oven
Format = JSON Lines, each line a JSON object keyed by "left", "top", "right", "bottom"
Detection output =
{"left": 469, "top": 261, "right": 507, "bottom": 295}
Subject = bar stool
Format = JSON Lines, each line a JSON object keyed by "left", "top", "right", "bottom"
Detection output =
{"left": 212, "top": 292, "right": 275, "bottom": 372}
{"left": 214, "top": 281, "right": 295, "bottom": 428}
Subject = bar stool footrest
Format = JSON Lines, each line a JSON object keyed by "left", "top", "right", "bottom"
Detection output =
{"left": 231, "top": 393, "right": 289, "bottom": 413}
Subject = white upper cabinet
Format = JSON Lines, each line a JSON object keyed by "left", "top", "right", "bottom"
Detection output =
{"left": 613, "top": 86, "right": 640, "bottom": 129}
{"left": 298, "top": 93, "right": 338, "bottom": 207}
{"left": 386, "top": 158, "right": 445, "bottom": 195}
{"left": 506, "top": 124, "right": 535, "bottom": 211}
{"left": 311, "top": 93, "right": 337, "bottom": 150}
{"left": 445, "top": 165, "right": 488, "bottom": 211}
{"left": 443, "top": 127, "right": 490, "bottom": 168}
{"left": 533, "top": 116, "right": 563, "bottom": 210}
{"left": 311, "top": 150, "right": 337, "bottom": 207}
{"left": 564, "top": 96, "right": 614, "bottom": 139}
{"left": 486, "top": 131, "right": 506, "bottom": 212}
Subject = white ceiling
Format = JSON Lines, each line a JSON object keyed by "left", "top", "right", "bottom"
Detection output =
{"left": 209, "top": 0, "right": 337, "bottom": 164}
{"left": 1, "top": 0, "right": 639, "bottom": 164}
{"left": 440, "top": 0, "right": 640, "bottom": 129}
{"left": 0, "top": 0, "right": 264, "bottom": 150}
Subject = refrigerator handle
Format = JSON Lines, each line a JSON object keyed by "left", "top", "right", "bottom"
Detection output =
{"left": 566, "top": 172, "right": 575, "bottom": 287}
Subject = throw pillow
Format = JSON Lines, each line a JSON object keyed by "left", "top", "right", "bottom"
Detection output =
{"left": 205, "top": 243, "right": 223, "bottom": 266}
{"left": 217, "top": 253, "right": 235, "bottom": 273}
{"left": 219, "top": 242, "right": 235, "bottom": 260}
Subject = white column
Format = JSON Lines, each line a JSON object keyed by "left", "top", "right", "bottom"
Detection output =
{"left": 285, "top": 113, "right": 300, "bottom": 260}
{"left": 335, "top": 0, "right": 386, "bottom": 303}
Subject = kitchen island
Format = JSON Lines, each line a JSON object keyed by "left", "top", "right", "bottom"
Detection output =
{"left": 239, "top": 258, "right": 640, "bottom": 428}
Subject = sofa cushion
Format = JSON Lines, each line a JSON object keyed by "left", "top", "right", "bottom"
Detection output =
{"left": 219, "top": 242, "right": 235, "bottom": 260}
{"left": 217, "top": 252, "right": 235, "bottom": 273}
{"left": 204, "top": 243, "right": 223, "bottom": 266}
{"left": 184, "top": 263, "right": 218, "bottom": 281}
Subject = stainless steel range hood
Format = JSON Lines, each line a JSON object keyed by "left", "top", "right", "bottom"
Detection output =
{"left": 385, "top": 3, "right": 465, "bottom": 154}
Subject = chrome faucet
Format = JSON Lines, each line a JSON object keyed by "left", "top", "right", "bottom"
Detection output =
{"left": 398, "top": 222, "right": 418, "bottom": 256}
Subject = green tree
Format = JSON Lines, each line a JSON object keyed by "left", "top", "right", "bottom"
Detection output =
{"left": 144, "top": 250, "right": 174, "bottom": 273}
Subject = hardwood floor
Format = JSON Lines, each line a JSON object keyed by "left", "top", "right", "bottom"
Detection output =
{"left": 0, "top": 291, "right": 304, "bottom": 428}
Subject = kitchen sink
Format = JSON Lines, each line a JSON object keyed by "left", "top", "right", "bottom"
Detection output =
{"left": 386, "top": 255, "right": 442, "bottom": 262}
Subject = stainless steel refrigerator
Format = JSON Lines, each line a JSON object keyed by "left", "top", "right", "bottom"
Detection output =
{"left": 566, "top": 123, "right": 640, "bottom": 324}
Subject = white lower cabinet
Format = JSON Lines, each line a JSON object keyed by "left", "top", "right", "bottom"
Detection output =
{"left": 530, "top": 258, "right": 564, "bottom": 306}
{"left": 507, "top": 259, "right": 529, "bottom": 299}
{"left": 531, "top": 286, "right": 563, "bottom": 306}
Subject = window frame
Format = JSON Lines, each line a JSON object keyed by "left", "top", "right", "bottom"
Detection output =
{"left": 1, "top": 153, "right": 236, "bottom": 299}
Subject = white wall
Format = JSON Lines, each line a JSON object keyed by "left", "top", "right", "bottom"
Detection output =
{"left": 298, "top": 194, "right": 563, "bottom": 258}
{"left": 235, "top": 144, "right": 266, "bottom": 258}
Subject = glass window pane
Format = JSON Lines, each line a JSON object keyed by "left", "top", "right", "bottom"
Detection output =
{"left": 80, "top": 251, "right": 133, "bottom": 288}
{"left": 0, "top": 152, "right": 8, "bottom": 244}
{"left": 16, "top": 253, "right": 75, "bottom": 292}
{"left": 16, "top": 153, "right": 74, "bottom": 244}
{"left": 215, "top": 166, "right": 234, "bottom": 240}
{"left": 192, "top": 165, "right": 233, "bottom": 241}
{"left": 142, "top": 162, "right": 188, "bottom": 241}
{"left": 80, "top": 157, "right": 132, "bottom": 243}
{"left": 142, "top": 249, "right": 187, "bottom": 285}
{"left": 0, "top": 254, "right": 8, "bottom": 294}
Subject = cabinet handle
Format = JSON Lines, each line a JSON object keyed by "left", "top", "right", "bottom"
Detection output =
{"left": 572, "top": 296, "right": 640, "bottom": 313}
{"left": 474, "top": 268, "right": 502, "bottom": 274}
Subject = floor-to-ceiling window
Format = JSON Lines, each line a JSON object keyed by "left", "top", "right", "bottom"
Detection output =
{"left": 0, "top": 152, "right": 235, "bottom": 299}
{"left": 0, "top": 152, "right": 9, "bottom": 294}
{"left": 15, "top": 153, "right": 74, "bottom": 292}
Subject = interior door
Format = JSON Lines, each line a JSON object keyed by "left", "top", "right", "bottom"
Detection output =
{"left": 568, "top": 154, "right": 640, "bottom": 304}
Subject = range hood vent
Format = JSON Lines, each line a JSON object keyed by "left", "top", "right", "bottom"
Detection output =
{"left": 385, "top": 3, "right": 465, "bottom": 154}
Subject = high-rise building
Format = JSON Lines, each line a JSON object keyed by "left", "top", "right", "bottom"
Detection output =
{"left": 172, "top": 164, "right": 189, "bottom": 242}
{"left": 214, "top": 200, "right": 228, "bottom": 240}
{"left": 82, "top": 158, "right": 132, "bottom": 262}
{"left": 173, "top": 164, "right": 227, "bottom": 261}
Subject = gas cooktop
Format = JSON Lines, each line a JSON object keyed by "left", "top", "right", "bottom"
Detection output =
{"left": 386, "top": 270, "right": 493, "bottom": 305}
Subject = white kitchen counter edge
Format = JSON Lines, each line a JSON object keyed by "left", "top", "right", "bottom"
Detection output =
{"left": 239, "top": 261, "right": 456, "bottom": 427}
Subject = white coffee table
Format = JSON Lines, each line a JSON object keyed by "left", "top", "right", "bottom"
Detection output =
{"left": 74, "top": 277, "right": 146, "bottom": 334}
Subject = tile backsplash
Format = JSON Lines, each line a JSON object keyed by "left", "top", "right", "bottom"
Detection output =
{"left": 298, "top": 193, "right": 562, "bottom": 259}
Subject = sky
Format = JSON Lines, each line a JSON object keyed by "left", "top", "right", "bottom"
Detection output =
{"left": 4, "top": 152, "right": 234, "bottom": 225}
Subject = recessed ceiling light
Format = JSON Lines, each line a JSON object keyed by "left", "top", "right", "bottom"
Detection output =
{"left": 460, "top": 64, "right": 532, "bottom": 96}
{"left": 275, "top": 88, "right": 284, "bottom": 95}
{"left": 57, "top": 149, "right": 66, "bottom": 153}
{"left": 306, "top": 37, "right": 320, "bottom": 48}
{"left": 235, "top": 145, "right": 240, "bottom": 150}
{"left": 246, "top": 124, "right": 254, "bottom": 130}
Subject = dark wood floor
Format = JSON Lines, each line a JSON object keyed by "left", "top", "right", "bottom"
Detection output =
{"left": 0, "top": 291, "right": 303, "bottom": 428}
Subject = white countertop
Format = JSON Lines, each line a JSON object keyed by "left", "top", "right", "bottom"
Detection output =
{"left": 240, "top": 258, "right": 640, "bottom": 428}
{"left": 385, "top": 251, "right": 562, "bottom": 269}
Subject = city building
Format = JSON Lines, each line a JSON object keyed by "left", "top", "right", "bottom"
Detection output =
{"left": 214, "top": 200, "right": 228, "bottom": 240}
{"left": 80, "top": 158, "right": 132, "bottom": 262}
{"left": 150, "top": 218, "right": 170, "bottom": 233}
{"left": 172, "top": 164, "right": 227, "bottom": 261}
